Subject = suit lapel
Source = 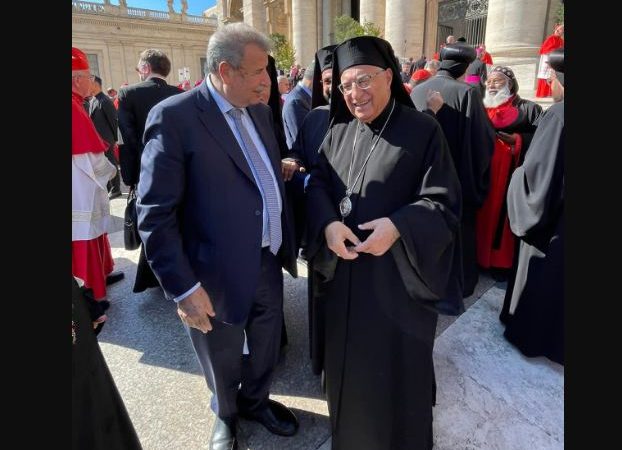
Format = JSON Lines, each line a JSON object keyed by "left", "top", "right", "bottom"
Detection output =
{"left": 195, "top": 85, "right": 255, "bottom": 185}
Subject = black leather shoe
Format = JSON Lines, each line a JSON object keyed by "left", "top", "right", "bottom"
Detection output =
{"left": 239, "top": 399, "right": 298, "bottom": 437}
{"left": 106, "top": 271, "right": 125, "bottom": 286}
{"left": 209, "top": 417, "right": 237, "bottom": 450}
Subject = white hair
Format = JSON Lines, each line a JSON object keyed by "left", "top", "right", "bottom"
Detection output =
{"left": 483, "top": 84, "right": 512, "bottom": 108}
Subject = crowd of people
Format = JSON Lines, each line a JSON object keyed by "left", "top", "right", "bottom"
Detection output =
{"left": 72, "top": 20, "right": 564, "bottom": 450}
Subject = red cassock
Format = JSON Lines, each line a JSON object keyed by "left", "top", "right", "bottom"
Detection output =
{"left": 476, "top": 98, "right": 524, "bottom": 269}
{"left": 72, "top": 92, "right": 114, "bottom": 299}
{"left": 535, "top": 34, "right": 564, "bottom": 97}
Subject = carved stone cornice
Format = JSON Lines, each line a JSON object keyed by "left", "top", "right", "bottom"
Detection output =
{"left": 72, "top": 14, "right": 216, "bottom": 34}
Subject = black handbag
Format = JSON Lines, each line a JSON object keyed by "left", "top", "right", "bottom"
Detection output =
{"left": 124, "top": 188, "right": 141, "bottom": 250}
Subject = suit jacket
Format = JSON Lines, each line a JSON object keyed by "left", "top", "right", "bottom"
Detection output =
{"left": 281, "top": 83, "right": 311, "bottom": 150}
{"left": 117, "top": 77, "right": 182, "bottom": 186}
{"left": 136, "top": 82, "right": 298, "bottom": 325}
{"left": 88, "top": 92, "right": 118, "bottom": 152}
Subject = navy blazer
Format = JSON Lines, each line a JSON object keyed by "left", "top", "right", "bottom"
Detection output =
{"left": 281, "top": 83, "right": 311, "bottom": 150}
{"left": 137, "top": 82, "right": 298, "bottom": 324}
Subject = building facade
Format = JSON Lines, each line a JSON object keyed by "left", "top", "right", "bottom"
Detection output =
{"left": 218, "top": 0, "right": 562, "bottom": 93}
{"left": 72, "top": 0, "right": 562, "bottom": 94}
{"left": 72, "top": 1, "right": 217, "bottom": 90}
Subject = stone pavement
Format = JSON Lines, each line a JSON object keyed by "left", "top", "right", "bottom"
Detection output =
{"left": 99, "top": 193, "right": 563, "bottom": 449}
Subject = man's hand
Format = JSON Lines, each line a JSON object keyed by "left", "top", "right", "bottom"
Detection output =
{"left": 177, "top": 287, "right": 216, "bottom": 333}
{"left": 497, "top": 131, "right": 517, "bottom": 146}
{"left": 324, "top": 220, "right": 361, "bottom": 260}
{"left": 281, "top": 158, "right": 305, "bottom": 181}
{"left": 354, "top": 217, "right": 401, "bottom": 256}
{"left": 426, "top": 89, "right": 444, "bottom": 115}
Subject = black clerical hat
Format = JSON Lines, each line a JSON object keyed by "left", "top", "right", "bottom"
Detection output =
{"left": 330, "top": 36, "right": 413, "bottom": 123}
{"left": 440, "top": 43, "right": 476, "bottom": 63}
{"left": 312, "top": 45, "right": 337, "bottom": 108}
{"left": 548, "top": 48, "right": 564, "bottom": 86}
{"left": 439, "top": 43, "right": 476, "bottom": 79}
{"left": 548, "top": 48, "right": 564, "bottom": 73}
{"left": 266, "top": 55, "right": 284, "bottom": 137}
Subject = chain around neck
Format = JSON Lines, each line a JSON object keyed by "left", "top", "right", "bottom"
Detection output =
{"left": 344, "top": 99, "right": 396, "bottom": 197}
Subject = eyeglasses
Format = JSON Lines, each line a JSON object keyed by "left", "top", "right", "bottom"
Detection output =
{"left": 338, "top": 69, "right": 386, "bottom": 95}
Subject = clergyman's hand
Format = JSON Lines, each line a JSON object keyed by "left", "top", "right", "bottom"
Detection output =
{"left": 177, "top": 286, "right": 216, "bottom": 334}
{"left": 354, "top": 217, "right": 401, "bottom": 256}
{"left": 324, "top": 220, "right": 361, "bottom": 260}
{"left": 426, "top": 89, "right": 444, "bottom": 114}
{"left": 497, "top": 131, "right": 517, "bottom": 146}
{"left": 281, "top": 158, "right": 305, "bottom": 181}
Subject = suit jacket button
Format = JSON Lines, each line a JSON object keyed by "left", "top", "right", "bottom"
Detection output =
{"left": 255, "top": 210, "right": 261, "bottom": 216}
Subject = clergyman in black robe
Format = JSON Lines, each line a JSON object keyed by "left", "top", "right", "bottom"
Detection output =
{"left": 72, "top": 277, "right": 142, "bottom": 450}
{"left": 500, "top": 48, "right": 565, "bottom": 365}
{"left": 306, "top": 36, "right": 464, "bottom": 450}
{"left": 410, "top": 43, "right": 495, "bottom": 297}
{"left": 289, "top": 45, "right": 336, "bottom": 376}
{"left": 476, "top": 66, "right": 543, "bottom": 276}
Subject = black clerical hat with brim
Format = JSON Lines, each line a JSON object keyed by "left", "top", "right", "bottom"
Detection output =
{"left": 439, "top": 43, "right": 476, "bottom": 79}
{"left": 329, "top": 36, "right": 413, "bottom": 123}
{"left": 548, "top": 48, "right": 564, "bottom": 85}
{"left": 312, "top": 44, "right": 337, "bottom": 108}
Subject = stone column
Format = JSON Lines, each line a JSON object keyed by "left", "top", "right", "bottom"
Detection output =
{"left": 485, "top": 0, "right": 550, "bottom": 94}
{"left": 423, "top": 0, "right": 439, "bottom": 59}
{"left": 322, "top": 0, "right": 333, "bottom": 46}
{"left": 384, "top": 0, "right": 425, "bottom": 59}
{"left": 243, "top": 0, "right": 267, "bottom": 34}
{"left": 359, "top": 0, "right": 385, "bottom": 34}
{"left": 341, "top": 0, "right": 351, "bottom": 18}
{"left": 291, "top": 0, "right": 317, "bottom": 66}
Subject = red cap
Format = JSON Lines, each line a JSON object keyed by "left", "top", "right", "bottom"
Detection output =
{"left": 411, "top": 69, "right": 431, "bottom": 82}
{"left": 72, "top": 47, "right": 89, "bottom": 71}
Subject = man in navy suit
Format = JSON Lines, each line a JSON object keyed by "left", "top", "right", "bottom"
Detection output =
{"left": 136, "top": 23, "right": 299, "bottom": 450}
{"left": 282, "top": 61, "right": 313, "bottom": 149}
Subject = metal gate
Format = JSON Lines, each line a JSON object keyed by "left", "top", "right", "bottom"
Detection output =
{"left": 438, "top": 0, "right": 488, "bottom": 47}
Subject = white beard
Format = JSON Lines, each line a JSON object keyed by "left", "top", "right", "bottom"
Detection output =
{"left": 483, "top": 84, "right": 512, "bottom": 108}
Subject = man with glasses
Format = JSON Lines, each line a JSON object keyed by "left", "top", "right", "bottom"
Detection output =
{"left": 117, "top": 48, "right": 182, "bottom": 295}
{"left": 136, "top": 23, "right": 299, "bottom": 450}
{"left": 411, "top": 42, "right": 495, "bottom": 298}
{"left": 306, "top": 36, "right": 463, "bottom": 449}
{"left": 72, "top": 47, "right": 118, "bottom": 313}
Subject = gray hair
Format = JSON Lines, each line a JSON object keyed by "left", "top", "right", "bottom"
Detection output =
{"left": 425, "top": 59, "right": 440, "bottom": 70}
{"left": 277, "top": 75, "right": 289, "bottom": 83}
{"left": 303, "top": 61, "right": 315, "bottom": 80}
{"left": 206, "top": 22, "right": 272, "bottom": 74}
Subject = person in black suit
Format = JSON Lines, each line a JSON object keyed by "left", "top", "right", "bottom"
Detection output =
{"left": 88, "top": 75, "right": 122, "bottom": 198}
{"left": 136, "top": 23, "right": 299, "bottom": 450}
{"left": 117, "top": 49, "right": 182, "bottom": 294}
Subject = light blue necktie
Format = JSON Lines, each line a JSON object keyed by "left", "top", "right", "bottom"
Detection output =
{"left": 228, "top": 108, "right": 282, "bottom": 255}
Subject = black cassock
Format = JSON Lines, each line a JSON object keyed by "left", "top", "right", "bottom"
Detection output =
{"left": 500, "top": 101, "right": 564, "bottom": 365}
{"left": 290, "top": 105, "right": 331, "bottom": 375}
{"left": 307, "top": 100, "right": 463, "bottom": 450}
{"left": 72, "top": 278, "right": 142, "bottom": 450}
{"left": 411, "top": 73, "right": 495, "bottom": 296}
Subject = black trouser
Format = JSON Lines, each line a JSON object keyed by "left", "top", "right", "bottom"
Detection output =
{"left": 104, "top": 145, "right": 121, "bottom": 194}
{"left": 185, "top": 248, "right": 284, "bottom": 419}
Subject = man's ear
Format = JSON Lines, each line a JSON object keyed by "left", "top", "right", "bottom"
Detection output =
{"left": 219, "top": 61, "right": 233, "bottom": 84}
{"left": 385, "top": 68, "right": 393, "bottom": 85}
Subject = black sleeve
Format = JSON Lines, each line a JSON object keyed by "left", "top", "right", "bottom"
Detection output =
{"left": 117, "top": 91, "right": 140, "bottom": 186}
